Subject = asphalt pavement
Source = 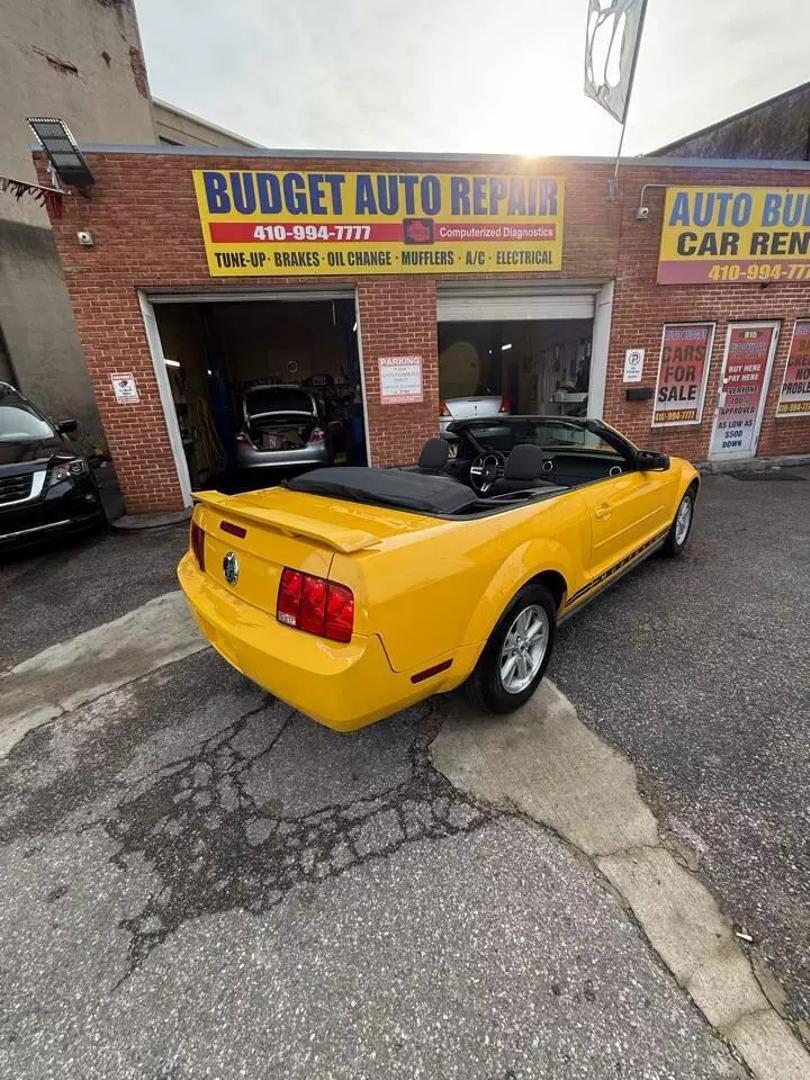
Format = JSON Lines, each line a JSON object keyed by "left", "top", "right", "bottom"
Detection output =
{"left": 0, "top": 522, "right": 188, "bottom": 672}
{"left": 0, "top": 652, "right": 739, "bottom": 1079}
{"left": 550, "top": 467, "right": 810, "bottom": 1023}
{"left": 0, "top": 467, "right": 807, "bottom": 1077}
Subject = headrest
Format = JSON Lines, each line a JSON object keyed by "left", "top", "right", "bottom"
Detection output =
{"left": 418, "top": 437, "right": 449, "bottom": 470}
{"left": 504, "top": 443, "right": 548, "bottom": 481}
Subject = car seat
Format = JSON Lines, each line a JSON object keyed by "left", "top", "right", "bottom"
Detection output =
{"left": 407, "top": 437, "right": 451, "bottom": 475}
{"left": 489, "top": 443, "right": 559, "bottom": 495}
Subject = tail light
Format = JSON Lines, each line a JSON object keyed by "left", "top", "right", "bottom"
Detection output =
{"left": 277, "top": 567, "right": 354, "bottom": 643}
{"left": 308, "top": 427, "right": 325, "bottom": 444}
{"left": 190, "top": 521, "right": 206, "bottom": 571}
{"left": 439, "top": 401, "right": 451, "bottom": 417}
{"left": 236, "top": 432, "right": 252, "bottom": 447}
{"left": 498, "top": 397, "right": 512, "bottom": 414}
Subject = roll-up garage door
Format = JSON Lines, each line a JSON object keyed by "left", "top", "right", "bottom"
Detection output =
{"left": 436, "top": 286, "right": 597, "bottom": 322}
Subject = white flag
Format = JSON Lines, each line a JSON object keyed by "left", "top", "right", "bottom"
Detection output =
{"left": 584, "top": 0, "right": 647, "bottom": 124}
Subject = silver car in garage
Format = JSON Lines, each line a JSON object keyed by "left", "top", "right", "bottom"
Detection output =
{"left": 235, "top": 385, "right": 331, "bottom": 471}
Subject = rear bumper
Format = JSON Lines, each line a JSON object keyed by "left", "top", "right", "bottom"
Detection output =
{"left": 235, "top": 445, "right": 328, "bottom": 470}
{"left": 177, "top": 553, "right": 460, "bottom": 731}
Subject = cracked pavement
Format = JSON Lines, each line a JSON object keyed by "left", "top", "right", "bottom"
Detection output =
{"left": 0, "top": 651, "right": 739, "bottom": 1079}
{"left": 0, "top": 470, "right": 807, "bottom": 1078}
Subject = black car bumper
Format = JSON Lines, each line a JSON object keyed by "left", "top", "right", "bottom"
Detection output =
{"left": 0, "top": 476, "right": 105, "bottom": 552}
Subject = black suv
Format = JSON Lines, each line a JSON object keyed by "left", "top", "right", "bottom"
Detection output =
{"left": 0, "top": 382, "right": 105, "bottom": 553}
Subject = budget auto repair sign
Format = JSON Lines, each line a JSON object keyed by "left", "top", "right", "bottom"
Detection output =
{"left": 192, "top": 169, "right": 564, "bottom": 276}
{"left": 657, "top": 186, "right": 810, "bottom": 285}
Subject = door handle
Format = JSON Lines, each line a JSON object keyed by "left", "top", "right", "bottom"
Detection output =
{"left": 595, "top": 505, "right": 611, "bottom": 520}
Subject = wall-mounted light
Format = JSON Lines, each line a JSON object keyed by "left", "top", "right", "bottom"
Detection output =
{"left": 635, "top": 182, "right": 668, "bottom": 221}
{"left": 28, "top": 117, "right": 95, "bottom": 195}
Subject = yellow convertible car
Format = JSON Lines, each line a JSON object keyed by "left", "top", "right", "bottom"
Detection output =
{"left": 178, "top": 417, "right": 698, "bottom": 731}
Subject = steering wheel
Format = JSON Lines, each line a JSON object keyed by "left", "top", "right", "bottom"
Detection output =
{"left": 469, "top": 452, "right": 504, "bottom": 495}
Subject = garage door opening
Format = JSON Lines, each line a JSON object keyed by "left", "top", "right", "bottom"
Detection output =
{"left": 152, "top": 297, "right": 367, "bottom": 494}
{"left": 438, "top": 318, "right": 594, "bottom": 430}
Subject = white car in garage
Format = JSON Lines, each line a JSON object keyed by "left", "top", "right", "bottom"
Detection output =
{"left": 439, "top": 393, "right": 511, "bottom": 433}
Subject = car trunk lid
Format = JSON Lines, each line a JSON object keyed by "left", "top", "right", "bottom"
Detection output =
{"left": 244, "top": 411, "right": 318, "bottom": 452}
{"left": 444, "top": 395, "right": 503, "bottom": 421}
{"left": 192, "top": 487, "right": 440, "bottom": 626}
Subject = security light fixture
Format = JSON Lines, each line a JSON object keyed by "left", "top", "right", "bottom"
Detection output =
{"left": 28, "top": 117, "right": 95, "bottom": 195}
{"left": 635, "top": 182, "right": 667, "bottom": 221}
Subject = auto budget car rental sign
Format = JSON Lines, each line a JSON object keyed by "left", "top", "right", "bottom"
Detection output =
{"left": 192, "top": 170, "right": 564, "bottom": 276}
{"left": 657, "top": 186, "right": 810, "bottom": 285}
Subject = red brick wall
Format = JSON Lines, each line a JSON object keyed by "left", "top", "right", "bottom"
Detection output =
{"left": 357, "top": 278, "right": 440, "bottom": 466}
{"left": 39, "top": 151, "right": 810, "bottom": 513}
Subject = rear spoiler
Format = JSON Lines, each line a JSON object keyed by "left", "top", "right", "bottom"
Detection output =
{"left": 193, "top": 490, "right": 381, "bottom": 554}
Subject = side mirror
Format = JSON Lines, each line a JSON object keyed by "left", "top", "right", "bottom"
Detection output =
{"left": 637, "top": 450, "right": 670, "bottom": 472}
{"left": 57, "top": 418, "right": 78, "bottom": 435}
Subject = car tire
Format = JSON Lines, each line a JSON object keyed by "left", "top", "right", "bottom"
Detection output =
{"left": 662, "top": 487, "right": 696, "bottom": 558}
{"left": 464, "top": 582, "right": 556, "bottom": 714}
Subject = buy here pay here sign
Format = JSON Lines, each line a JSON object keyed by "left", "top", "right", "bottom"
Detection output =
{"left": 192, "top": 170, "right": 564, "bottom": 277}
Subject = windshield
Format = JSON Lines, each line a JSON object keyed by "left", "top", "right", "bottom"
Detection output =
{"left": 245, "top": 387, "right": 315, "bottom": 417}
{"left": 457, "top": 419, "right": 618, "bottom": 454}
{"left": 0, "top": 387, "right": 54, "bottom": 441}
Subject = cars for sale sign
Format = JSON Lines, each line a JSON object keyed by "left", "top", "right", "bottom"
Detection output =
{"left": 657, "top": 186, "right": 810, "bottom": 285}
{"left": 709, "top": 323, "right": 778, "bottom": 457}
{"left": 776, "top": 319, "right": 810, "bottom": 417}
{"left": 192, "top": 170, "right": 564, "bottom": 277}
{"left": 651, "top": 323, "right": 715, "bottom": 427}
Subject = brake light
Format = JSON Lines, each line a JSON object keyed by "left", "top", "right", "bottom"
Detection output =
{"left": 190, "top": 521, "right": 206, "bottom": 571}
{"left": 440, "top": 401, "right": 451, "bottom": 417}
{"left": 325, "top": 581, "right": 354, "bottom": 643}
{"left": 277, "top": 567, "right": 354, "bottom": 643}
{"left": 308, "top": 427, "right": 325, "bottom": 444}
{"left": 299, "top": 574, "right": 327, "bottom": 634}
{"left": 236, "top": 433, "right": 252, "bottom": 446}
{"left": 277, "top": 568, "right": 302, "bottom": 624}
{"left": 498, "top": 397, "right": 512, "bottom": 414}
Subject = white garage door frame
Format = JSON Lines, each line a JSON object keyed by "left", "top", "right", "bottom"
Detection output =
{"left": 138, "top": 286, "right": 367, "bottom": 508}
{"left": 436, "top": 280, "right": 615, "bottom": 419}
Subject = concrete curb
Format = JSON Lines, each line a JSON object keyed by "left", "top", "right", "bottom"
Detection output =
{"left": 431, "top": 681, "right": 810, "bottom": 1080}
{"left": 0, "top": 591, "right": 208, "bottom": 757}
{"left": 111, "top": 509, "right": 192, "bottom": 531}
{"left": 697, "top": 453, "right": 810, "bottom": 474}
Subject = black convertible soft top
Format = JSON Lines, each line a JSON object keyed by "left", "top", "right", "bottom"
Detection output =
{"left": 287, "top": 467, "right": 478, "bottom": 515}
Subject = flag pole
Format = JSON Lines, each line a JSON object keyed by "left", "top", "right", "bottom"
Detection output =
{"left": 608, "top": 0, "right": 648, "bottom": 199}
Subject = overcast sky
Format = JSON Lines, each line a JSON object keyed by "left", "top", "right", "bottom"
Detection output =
{"left": 136, "top": 0, "right": 809, "bottom": 157}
